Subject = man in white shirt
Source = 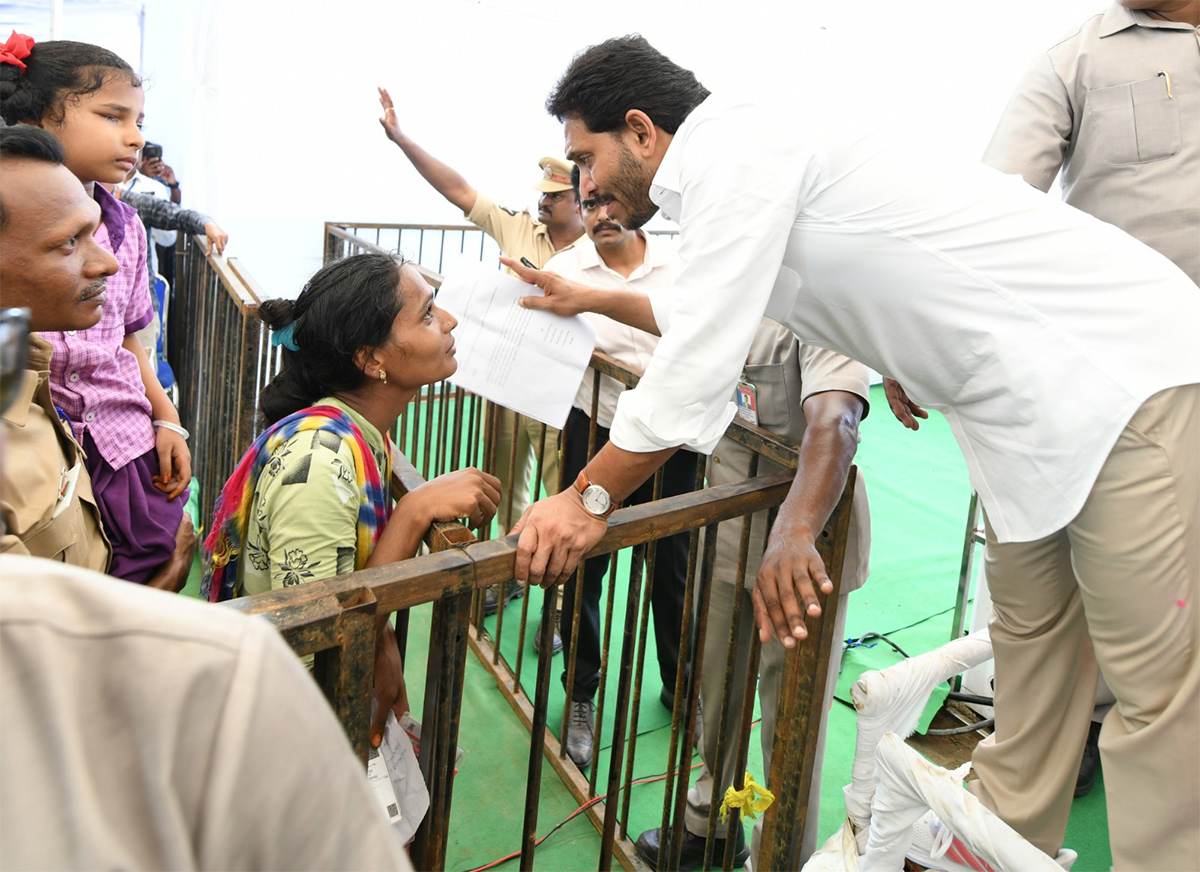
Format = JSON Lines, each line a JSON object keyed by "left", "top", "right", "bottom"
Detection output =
{"left": 541, "top": 172, "right": 694, "bottom": 769}
{"left": 509, "top": 35, "right": 1200, "bottom": 871}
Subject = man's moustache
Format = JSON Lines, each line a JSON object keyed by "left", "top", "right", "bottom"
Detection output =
{"left": 80, "top": 279, "right": 107, "bottom": 299}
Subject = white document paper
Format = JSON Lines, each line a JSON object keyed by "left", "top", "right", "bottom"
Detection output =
{"left": 366, "top": 708, "right": 430, "bottom": 845}
{"left": 436, "top": 264, "right": 596, "bottom": 429}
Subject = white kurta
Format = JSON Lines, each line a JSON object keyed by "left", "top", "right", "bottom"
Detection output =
{"left": 609, "top": 94, "right": 1200, "bottom": 543}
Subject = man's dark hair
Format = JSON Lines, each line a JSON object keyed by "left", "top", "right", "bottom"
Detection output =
{"left": 0, "top": 124, "right": 66, "bottom": 229}
{"left": 0, "top": 123, "right": 66, "bottom": 162}
{"left": 546, "top": 35, "right": 709, "bottom": 135}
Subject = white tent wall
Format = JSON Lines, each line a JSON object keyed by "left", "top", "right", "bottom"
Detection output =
{"left": 8, "top": 0, "right": 1103, "bottom": 298}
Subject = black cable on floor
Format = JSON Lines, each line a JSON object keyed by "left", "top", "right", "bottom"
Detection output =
{"left": 946, "top": 691, "right": 994, "bottom": 706}
{"left": 844, "top": 631, "right": 911, "bottom": 659}
{"left": 927, "top": 717, "right": 995, "bottom": 737}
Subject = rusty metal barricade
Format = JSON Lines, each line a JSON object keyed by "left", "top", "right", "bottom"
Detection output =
{"left": 172, "top": 225, "right": 854, "bottom": 871}
{"left": 167, "top": 232, "right": 280, "bottom": 525}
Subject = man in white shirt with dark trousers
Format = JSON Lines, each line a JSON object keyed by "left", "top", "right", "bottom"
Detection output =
{"left": 540, "top": 170, "right": 694, "bottom": 771}
{"left": 506, "top": 35, "right": 1200, "bottom": 872}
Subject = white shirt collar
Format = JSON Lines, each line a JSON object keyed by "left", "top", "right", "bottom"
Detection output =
{"left": 573, "top": 229, "right": 675, "bottom": 277}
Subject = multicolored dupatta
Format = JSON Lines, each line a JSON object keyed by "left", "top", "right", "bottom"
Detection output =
{"left": 201, "top": 404, "right": 392, "bottom": 602}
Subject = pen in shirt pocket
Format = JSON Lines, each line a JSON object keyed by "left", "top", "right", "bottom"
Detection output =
{"left": 1158, "top": 70, "right": 1173, "bottom": 98}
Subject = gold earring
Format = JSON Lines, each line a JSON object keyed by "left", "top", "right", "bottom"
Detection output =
{"left": 378, "top": 369, "right": 387, "bottom": 384}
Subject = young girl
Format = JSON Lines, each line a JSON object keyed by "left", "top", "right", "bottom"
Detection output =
{"left": 0, "top": 37, "right": 191, "bottom": 584}
{"left": 203, "top": 252, "right": 500, "bottom": 744}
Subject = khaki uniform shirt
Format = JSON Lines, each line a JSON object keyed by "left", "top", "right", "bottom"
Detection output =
{"left": 0, "top": 555, "right": 411, "bottom": 871}
{"left": 466, "top": 192, "right": 578, "bottom": 268}
{"left": 984, "top": 3, "right": 1200, "bottom": 285}
{"left": 707, "top": 319, "right": 871, "bottom": 593}
{"left": 1, "top": 336, "right": 110, "bottom": 571}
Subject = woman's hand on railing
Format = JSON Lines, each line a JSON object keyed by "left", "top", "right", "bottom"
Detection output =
{"left": 751, "top": 529, "right": 831, "bottom": 648}
{"left": 410, "top": 467, "right": 502, "bottom": 531}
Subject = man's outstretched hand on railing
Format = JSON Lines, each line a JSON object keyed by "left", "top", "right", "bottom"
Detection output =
{"left": 510, "top": 489, "right": 608, "bottom": 588}
{"left": 512, "top": 443, "right": 676, "bottom": 587}
{"left": 751, "top": 529, "right": 831, "bottom": 649}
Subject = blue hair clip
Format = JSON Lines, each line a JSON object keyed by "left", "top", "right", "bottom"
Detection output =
{"left": 271, "top": 321, "right": 300, "bottom": 351}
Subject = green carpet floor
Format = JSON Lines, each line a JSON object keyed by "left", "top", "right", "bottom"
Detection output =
{"left": 185, "top": 384, "right": 1112, "bottom": 870}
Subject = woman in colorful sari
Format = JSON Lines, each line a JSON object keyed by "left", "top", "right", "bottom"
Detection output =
{"left": 204, "top": 252, "right": 500, "bottom": 747}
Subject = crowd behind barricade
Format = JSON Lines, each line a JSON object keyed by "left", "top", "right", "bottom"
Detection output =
{"left": 2, "top": 2, "right": 1198, "bottom": 867}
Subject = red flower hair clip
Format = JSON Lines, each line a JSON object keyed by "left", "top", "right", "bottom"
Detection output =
{"left": 1, "top": 31, "right": 35, "bottom": 73}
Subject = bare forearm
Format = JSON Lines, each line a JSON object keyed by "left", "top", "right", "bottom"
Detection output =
{"left": 584, "top": 441, "right": 677, "bottom": 504}
{"left": 365, "top": 495, "right": 433, "bottom": 567}
{"left": 390, "top": 134, "right": 477, "bottom": 214}
{"left": 582, "top": 287, "right": 660, "bottom": 336}
{"left": 774, "top": 395, "right": 862, "bottom": 540}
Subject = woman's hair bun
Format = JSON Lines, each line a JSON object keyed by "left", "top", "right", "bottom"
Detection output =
{"left": 258, "top": 297, "right": 297, "bottom": 330}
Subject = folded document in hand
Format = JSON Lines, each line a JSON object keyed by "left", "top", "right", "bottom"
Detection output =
{"left": 437, "top": 264, "right": 595, "bottom": 429}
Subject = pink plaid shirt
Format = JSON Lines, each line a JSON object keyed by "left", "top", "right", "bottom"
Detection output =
{"left": 42, "top": 185, "right": 155, "bottom": 470}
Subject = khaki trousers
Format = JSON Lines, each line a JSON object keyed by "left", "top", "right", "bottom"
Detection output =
{"left": 685, "top": 578, "right": 850, "bottom": 868}
{"left": 970, "top": 384, "right": 1200, "bottom": 871}
{"left": 489, "top": 404, "right": 561, "bottom": 532}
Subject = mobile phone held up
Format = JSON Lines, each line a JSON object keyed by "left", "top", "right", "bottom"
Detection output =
{"left": 142, "top": 143, "right": 163, "bottom": 161}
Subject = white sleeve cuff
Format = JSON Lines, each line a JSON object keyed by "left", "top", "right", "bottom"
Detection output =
{"left": 608, "top": 389, "right": 738, "bottom": 456}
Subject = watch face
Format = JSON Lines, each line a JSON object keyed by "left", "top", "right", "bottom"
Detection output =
{"left": 581, "top": 484, "right": 611, "bottom": 515}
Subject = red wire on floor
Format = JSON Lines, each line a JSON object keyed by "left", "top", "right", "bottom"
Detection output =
{"left": 462, "top": 762, "right": 705, "bottom": 872}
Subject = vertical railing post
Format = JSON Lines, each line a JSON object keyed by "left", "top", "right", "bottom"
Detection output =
{"left": 309, "top": 587, "right": 380, "bottom": 766}
{"left": 411, "top": 522, "right": 476, "bottom": 872}
{"left": 758, "top": 469, "right": 856, "bottom": 871}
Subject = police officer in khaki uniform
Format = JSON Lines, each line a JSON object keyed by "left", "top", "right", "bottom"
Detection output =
{"left": 377, "top": 90, "right": 584, "bottom": 622}
{"left": 636, "top": 319, "right": 872, "bottom": 870}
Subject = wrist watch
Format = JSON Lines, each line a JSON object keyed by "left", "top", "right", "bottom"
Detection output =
{"left": 573, "top": 470, "right": 614, "bottom": 518}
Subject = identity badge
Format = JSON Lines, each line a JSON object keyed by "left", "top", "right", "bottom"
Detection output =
{"left": 734, "top": 379, "right": 759, "bottom": 426}
{"left": 53, "top": 462, "right": 82, "bottom": 519}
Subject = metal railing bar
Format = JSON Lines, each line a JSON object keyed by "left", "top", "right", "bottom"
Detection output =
{"left": 665, "top": 520, "right": 719, "bottom": 871}
{"left": 598, "top": 543, "right": 649, "bottom": 871}
{"left": 704, "top": 450, "right": 760, "bottom": 870}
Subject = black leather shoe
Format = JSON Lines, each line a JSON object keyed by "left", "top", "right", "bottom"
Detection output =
{"left": 564, "top": 700, "right": 595, "bottom": 768}
{"left": 482, "top": 579, "right": 523, "bottom": 616}
{"left": 533, "top": 610, "right": 563, "bottom": 656}
{"left": 634, "top": 823, "right": 749, "bottom": 870}
{"left": 1074, "top": 720, "right": 1102, "bottom": 797}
